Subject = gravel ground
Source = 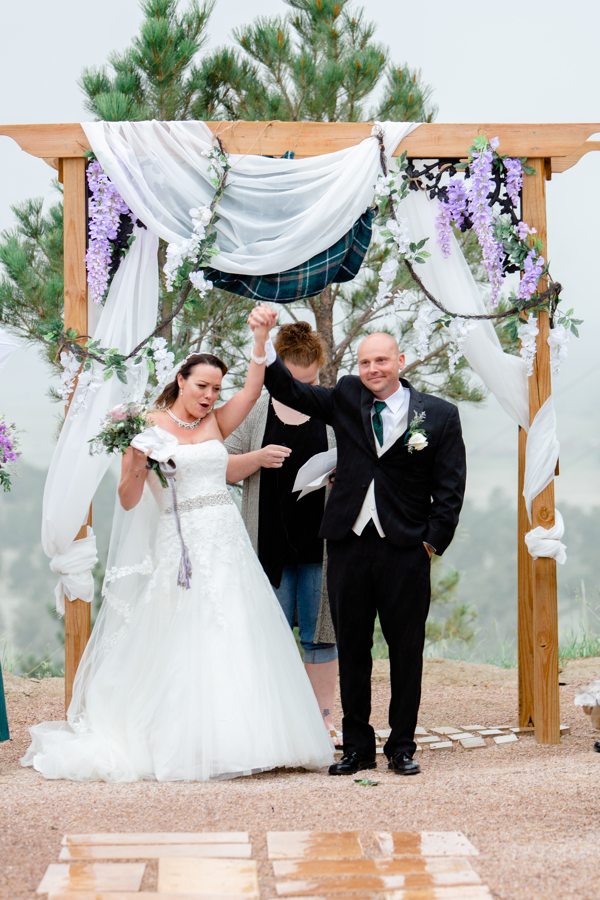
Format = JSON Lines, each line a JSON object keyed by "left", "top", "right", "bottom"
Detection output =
{"left": 1, "top": 658, "right": 599, "bottom": 900}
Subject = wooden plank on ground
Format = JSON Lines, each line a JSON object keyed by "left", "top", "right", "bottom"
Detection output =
{"left": 45, "top": 895, "right": 202, "bottom": 900}
{"left": 60, "top": 844, "right": 252, "bottom": 861}
{"left": 272, "top": 858, "right": 477, "bottom": 878}
{"left": 36, "top": 863, "right": 145, "bottom": 894}
{"left": 62, "top": 833, "right": 249, "bottom": 845}
{"left": 275, "top": 867, "right": 482, "bottom": 895}
{"left": 158, "top": 858, "right": 259, "bottom": 896}
{"left": 268, "top": 833, "right": 364, "bottom": 861}
{"left": 278, "top": 887, "right": 491, "bottom": 900}
{"left": 374, "top": 833, "right": 479, "bottom": 858}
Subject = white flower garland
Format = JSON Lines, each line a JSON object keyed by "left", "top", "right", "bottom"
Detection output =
{"left": 59, "top": 350, "right": 80, "bottom": 402}
{"left": 517, "top": 318, "right": 539, "bottom": 377}
{"left": 164, "top": 206, "right": 215, "bottom": 291}
{"left": 150, "top": 336, "right": 176, "bottom": 390}
{"left": 547, "top": 323, "right": 570, "bottom": 377}
{"left": 413, "top": 304, "right": 438, "bottom": 360}
{"left": 69, "top": 367, "right": 103, "bottom": 418}
{"left": 446, "top": 317, "right": 477, "bottom": 375}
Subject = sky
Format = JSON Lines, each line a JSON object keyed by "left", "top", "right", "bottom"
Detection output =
{"left": 0, "top": 0, "right": 599, "bottom": 511}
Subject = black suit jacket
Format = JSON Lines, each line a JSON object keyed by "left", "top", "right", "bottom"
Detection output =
{"left": 264, "top": 357, "right": 466, "bottom": 556}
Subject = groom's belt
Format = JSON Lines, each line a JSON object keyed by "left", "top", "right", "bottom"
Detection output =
{"left": 163, "top": 491, "right": 234, "bottom": 515}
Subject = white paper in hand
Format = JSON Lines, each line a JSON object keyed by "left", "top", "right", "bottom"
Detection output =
{"left": 293, "top": 448, "right": 338, "bottom": 499}
{"left": 131, "top": 425, "right": 179, "bottom": 462}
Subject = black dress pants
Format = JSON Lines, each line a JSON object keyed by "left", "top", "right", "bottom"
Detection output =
{"left": 327, "top": 527, "right": 431, "bottom": 758}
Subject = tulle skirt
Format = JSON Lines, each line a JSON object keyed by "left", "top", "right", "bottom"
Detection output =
{"left": 22, "top": 504, "right": 334, "bottom": 782}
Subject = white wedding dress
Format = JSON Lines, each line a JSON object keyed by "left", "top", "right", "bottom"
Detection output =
{"left": 22, "top": 438, "right": 334, "bottom": 782}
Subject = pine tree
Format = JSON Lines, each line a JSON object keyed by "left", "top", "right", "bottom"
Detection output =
{"left": 80, "top": 0, "right": 216, "bottom": 121}
{"left": 0, "top": 0, "right": 500, "bottom": 403}
{"left": 0, "top": 190, "right": 65, "bottom": 374}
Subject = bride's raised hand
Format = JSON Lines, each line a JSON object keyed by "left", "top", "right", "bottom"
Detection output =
{"left": 214, "top": 306, "right": 276, "bottom": 440}
{"left": 248, "top": 304, "right": 277, "bottom": 345}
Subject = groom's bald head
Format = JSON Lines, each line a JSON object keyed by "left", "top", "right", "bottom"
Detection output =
{"left": 357, "top": 332, "right": 405, "bottom": 400}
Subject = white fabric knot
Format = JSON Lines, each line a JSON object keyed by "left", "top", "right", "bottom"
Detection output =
{"left": 50, "top": 527, "right": 98, "bottom": 615}
{"left": 524, "top": 509, "right": 567, "bottom": 565}
{"left": 523, "top": 396, "right": 560, "bottom": 522}
{"left": 131, "top": 425, "right": 178, "bottom": 462}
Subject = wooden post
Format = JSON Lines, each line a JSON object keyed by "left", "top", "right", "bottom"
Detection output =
{"left": 517, "top": 425, "right": 534, "bottom": 726}
{"left": 521, "top": 159, "right": 560, "bottom": 744}
{"left": 62, "top": 157, "right": 91, "bottom": 714}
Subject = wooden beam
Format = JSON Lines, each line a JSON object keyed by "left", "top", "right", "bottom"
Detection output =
{"left": 1, "top": 121, "right": 599, "bottom": 160}
{"left": 62, "top": 157, "right": 91, "bottom": 715}
{"left": 517, "top": 425, "right": 534, "bottom": 726}
{"left": 551, "top": 140, "right": 600, "bottom": 173}
{"left": 521, "top": 159, "right": 560, "bottom": 745}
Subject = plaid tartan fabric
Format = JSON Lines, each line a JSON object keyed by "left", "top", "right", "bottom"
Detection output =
{"left": 205, "top": 206, "right": 377, "bottom": 303}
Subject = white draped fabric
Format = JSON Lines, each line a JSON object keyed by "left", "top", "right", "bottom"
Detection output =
{"left": 50, "top": 526, "right": 98, "bottom": 615}
{"left": 523, "top": 396, "right": 560, "bottom": 520}
{"left": 43, "top": 119, "right": 564, "bottom": 607}
{"left": 82, "top": 121, "right": 418, "bottom": 275}
{"left": 42, "top": 225, "right": 158, "bottom": 574}
{"left": 524, "top": 509, "right": 567, "bottom": 566}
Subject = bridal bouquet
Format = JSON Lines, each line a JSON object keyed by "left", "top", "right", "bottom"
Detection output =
{"left": 89, "top": 402, "right": 169, "bottom": 487}
{"left": 0, "top": 415, "right": 21, "bottom": 492}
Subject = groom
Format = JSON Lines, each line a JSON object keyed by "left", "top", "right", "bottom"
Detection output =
{"left": 253, "top": 312, "right": 466, "bottom": 776}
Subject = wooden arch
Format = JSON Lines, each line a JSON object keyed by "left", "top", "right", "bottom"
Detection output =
{"left": 1, "top": 121, "right": 599, "bottom": 742}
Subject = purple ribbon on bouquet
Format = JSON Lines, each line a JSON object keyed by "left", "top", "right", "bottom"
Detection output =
{"left": 159, "top": 459, "right": 193, "bottom": 590}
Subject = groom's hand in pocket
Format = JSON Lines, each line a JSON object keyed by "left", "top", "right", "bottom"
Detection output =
{"left": 259, "top": 444, "right": 292, "bottom": 468}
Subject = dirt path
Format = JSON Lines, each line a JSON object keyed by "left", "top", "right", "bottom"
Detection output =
{"left": 1, "top": 658, "right": 599, "bottom": 900}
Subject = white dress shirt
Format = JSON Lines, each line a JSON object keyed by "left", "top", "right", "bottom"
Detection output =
{"left": 352, "top": 384, "right": 411, "bottom": 537}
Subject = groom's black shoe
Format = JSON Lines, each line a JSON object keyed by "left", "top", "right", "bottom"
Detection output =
{"left": 328, "top": 751, "right": 377, "bottom": 776}
{"left": 387, "top": 751, "right": 421, "bottom": 775}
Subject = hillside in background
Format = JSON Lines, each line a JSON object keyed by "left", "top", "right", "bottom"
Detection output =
{"left": 1, "top": 469, "right": 599, "bottom": 671}
{"left": 442, "top": 489, "right": 600, "bottom": 661}
{"left": 0, "top": 463, "right": 116, "bottom": 669}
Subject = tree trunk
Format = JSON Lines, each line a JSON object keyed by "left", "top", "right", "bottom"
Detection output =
{"left": 157, "top": 241, "right": 173, "bottom": 343}
{"left": 313, "top": 286, "right": 338, "bottom": 387}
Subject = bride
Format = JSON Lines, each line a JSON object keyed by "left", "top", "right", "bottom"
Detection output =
{"left": 22, "top": 307, "right": 334, "bottom": 782}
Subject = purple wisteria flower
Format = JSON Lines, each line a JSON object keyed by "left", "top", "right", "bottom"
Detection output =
{"left": 517, "top": 249, "right": 545, "bottom": 302}
{"left": 0, "top": 415, "right": 21, "bottom": 492}
{"left": 436, "top": 178, "right": 467, "bottom": 258}
{"left": 504, "top": 157, "right": 524, "bottom": 208}
{"left": 86, "top": 160, "right": 131, "bottom": 305}
{"left": 466, "top": 141, "right": 504, "bottom": 306}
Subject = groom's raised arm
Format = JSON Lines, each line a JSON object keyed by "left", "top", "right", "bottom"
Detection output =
{"left": 265, "top": 354, "right": 336, "bottom": 425}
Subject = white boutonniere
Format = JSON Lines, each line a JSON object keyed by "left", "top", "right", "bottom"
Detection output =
{"left": 404, "top": 411, "right": 429, "bottom": 454}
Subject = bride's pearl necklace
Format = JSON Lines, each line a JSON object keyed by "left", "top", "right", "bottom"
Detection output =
{"left": 167, "top": 408, "right": 203, "bottom": 430}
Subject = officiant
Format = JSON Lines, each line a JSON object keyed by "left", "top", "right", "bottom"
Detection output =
{"left": 226, "top": 322, "right": 340, "bottom": 745}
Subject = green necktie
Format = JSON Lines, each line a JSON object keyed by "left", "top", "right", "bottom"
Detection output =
{"left": 372, "top": 400, "right": 387, "bottom": 447}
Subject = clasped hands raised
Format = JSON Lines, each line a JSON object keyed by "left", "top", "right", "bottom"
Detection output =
{"left": 247, "top": 304, "right": 277, "bottom": 340}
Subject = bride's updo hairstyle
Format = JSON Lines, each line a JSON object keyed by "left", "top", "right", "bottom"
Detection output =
{"left": 274, "top": 321, "right": 328, "bottom": 369}
{"left": 156, "top": 353, "right": 228, "bottom": 409}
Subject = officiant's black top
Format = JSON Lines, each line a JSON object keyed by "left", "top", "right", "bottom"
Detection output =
{"left": 265, "top": 356, "right": 466, "bottom": 556}
{"left": 258, "top": 401, "right": 328, "bottom": 588}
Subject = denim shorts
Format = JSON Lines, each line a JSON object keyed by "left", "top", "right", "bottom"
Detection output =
{"left": 274, "top": 563, "right": 338, "bottom": 664}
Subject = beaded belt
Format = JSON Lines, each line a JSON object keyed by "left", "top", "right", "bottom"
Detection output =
{"left": 163, "top": 491, "right": 234, "bottom": 515}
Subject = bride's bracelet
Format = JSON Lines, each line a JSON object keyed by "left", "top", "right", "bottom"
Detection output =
{"left": 251, "top": 348, "right": 267, "bottom": 365}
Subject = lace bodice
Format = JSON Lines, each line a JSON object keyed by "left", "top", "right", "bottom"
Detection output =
{"left": 148, "top": 437, "right": 231, "bottom": 513}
